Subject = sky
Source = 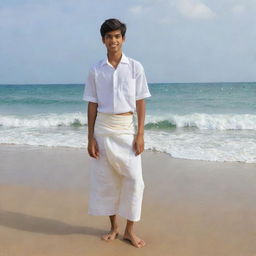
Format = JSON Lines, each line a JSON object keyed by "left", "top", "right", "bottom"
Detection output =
{"left": 0, "top": 0, "right": 256, "bottom": 84}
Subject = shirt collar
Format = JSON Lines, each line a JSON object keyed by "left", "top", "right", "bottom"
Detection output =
{"left": 100, "top": 53, "right": 129, "bottom": 67}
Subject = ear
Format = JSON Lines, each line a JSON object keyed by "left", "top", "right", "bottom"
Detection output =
{"left": 102, "top": 37, "right": 105, "bottom": 44}
{"left": 122, "top": 35, "right": 126, "bottom": 42}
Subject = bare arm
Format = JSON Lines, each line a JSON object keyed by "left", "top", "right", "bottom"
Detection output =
{"left": 87, "top": 102, "right": 99, "bottom": 159}
{"left": 133, "top": 99, "right": 146, "bottom": 156}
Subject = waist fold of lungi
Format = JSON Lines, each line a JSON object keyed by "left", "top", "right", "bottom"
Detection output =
{"left": 94, "top": 112, "right": 136, "bottom": 136}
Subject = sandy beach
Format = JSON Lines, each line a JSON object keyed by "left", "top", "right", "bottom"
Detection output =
{"left": 0, "top": 144, "right": 256, "bottom": 256}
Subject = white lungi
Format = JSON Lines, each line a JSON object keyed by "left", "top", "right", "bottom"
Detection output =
{"left": 88, "top": 112, "right": 145, "bottom": 222}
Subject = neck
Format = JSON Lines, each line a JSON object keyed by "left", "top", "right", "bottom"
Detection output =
{"left": 107, "top": 50, "right": 122, "bottom": 63}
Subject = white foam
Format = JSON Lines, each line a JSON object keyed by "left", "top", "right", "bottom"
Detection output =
{"left": 1, "top": 112, "right": 256, "bottom": 130}
{"left": 0, "top": 127, "right": 87, "bottom": 148}
{"left": 0, "top": 127, "right": 255, "bottom": 163}
{"left": 0, "top": 112, "right": 256, "bottom": 163}
{"left": 145, "top": 113, "right": 256, "bottom": 130}
{"left": 144, "top": 130, "right": 256, "bottom": 163}
{"left": 0, "top": 112, "right": 87, "bottom": 128}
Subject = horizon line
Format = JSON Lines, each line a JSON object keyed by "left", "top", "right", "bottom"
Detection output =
{"left": 0, "top": 81, "right": 256, "bottom": 85}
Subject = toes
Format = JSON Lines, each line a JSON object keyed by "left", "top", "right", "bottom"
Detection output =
{"left": 139, "top": 239, "right": 146, "bottom": 247}
{"left": 101, "top": 232, "right": 118, "bottom": 241}
{"left": 133, "top": 241, "right": 141, "bottom": 248}
{"left": 101, "top": 234, "right": 110, "bottom": 241}
{"left": 102, "top": 234, "right": 111, "bottom": 240}
{"left": 123, "top": 235, "right": 146, "bottom": 248}
{"left": 136, "top": 239, "right": 145, "bottom": 248}
{"left": 133, "top": 238, "right": 145, "bottom": 248}
{"left": 130, "top": 239, "right": 141, "bottom": 248}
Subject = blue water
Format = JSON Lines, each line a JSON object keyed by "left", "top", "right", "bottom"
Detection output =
{"left": 0, "top": 82, "right": 256, "bottom": 163}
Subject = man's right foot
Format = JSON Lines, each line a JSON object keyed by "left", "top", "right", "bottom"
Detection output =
{"left": 101, "top": 229, "right": 119, "bottom": 241}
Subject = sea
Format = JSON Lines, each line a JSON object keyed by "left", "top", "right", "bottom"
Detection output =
{"left": 0, "top": 82, "right": 255, "bottom": 163}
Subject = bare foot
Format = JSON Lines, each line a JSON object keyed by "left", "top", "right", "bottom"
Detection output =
{"left": 101, "top": 229, "right": 119, "bottom": 241}
{"left": 123, "top": 231, "right": 146, "bottom": 248}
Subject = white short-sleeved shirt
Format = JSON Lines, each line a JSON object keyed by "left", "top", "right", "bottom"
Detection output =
{"left": 82, "top": 53, "right": 151, "bottom": 114}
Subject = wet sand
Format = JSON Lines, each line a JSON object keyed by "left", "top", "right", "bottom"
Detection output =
{"left": 0, "top": 144, "right": 256, "bottom": 256}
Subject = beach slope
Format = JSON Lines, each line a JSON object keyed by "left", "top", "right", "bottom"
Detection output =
{"left": 0, "top": 145, "right": 255, "bottom": 256}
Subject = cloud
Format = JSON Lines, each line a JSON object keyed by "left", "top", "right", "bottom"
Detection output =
{"left": 176, "top": 0, "right": 215, "bottom": 20}
{"left": 231, "top": 4, "right": 246, "bottom": 16}
{"left": 1, "top": 0, "right": 256, "bottom": 83}
{"left": 128, "top": 0, "right": 215, "bottom": 22}
{"left": 128, "top": 5, "right": 150, "bottom": 15}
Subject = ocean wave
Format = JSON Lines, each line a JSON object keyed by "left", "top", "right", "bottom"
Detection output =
{"left": 0, "top": 112, "right": 256, "bottom": 130}
{"left": 0, "top": 113, "right": 86, "bottom": 128}
{"left": 145, "top": 113, "right": 256, "bottom": 130}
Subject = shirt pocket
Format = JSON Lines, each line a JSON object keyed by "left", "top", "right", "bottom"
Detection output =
{"left": 121, "top": 78, "right": 136, "bottom": 97}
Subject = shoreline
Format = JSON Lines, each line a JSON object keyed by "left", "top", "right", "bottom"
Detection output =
{"left": 0, "top": 143, "right": 255, "bottom": 165}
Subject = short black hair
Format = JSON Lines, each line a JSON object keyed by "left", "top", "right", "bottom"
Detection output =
{"left": 100, "top": 18, "right": 126, "bottom": 38}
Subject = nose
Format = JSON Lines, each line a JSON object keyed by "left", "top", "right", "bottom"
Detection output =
{"left": 110, "top": 37, "right": 116, "bottom": 43}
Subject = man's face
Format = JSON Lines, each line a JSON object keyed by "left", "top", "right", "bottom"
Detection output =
{"left": 102, "top": 29, "right": 125, "bottom": 53}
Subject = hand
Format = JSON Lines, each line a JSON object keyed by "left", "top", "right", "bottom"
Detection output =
{"left": 133, "top": 134, "right": 144, "bottom": 156}
{"left": 87, "top": 137, "right": 99, "bottom": 159}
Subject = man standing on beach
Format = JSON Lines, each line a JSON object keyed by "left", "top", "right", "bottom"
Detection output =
{"left": 83, "top": 18, "right": 151, "bottom": 248}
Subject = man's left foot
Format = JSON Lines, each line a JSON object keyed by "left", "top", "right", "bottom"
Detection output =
{"left": 123, "top": 231, "right": 146, "bottom": 248}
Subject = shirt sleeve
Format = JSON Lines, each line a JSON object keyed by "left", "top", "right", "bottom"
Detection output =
{"left": 82, "top": 68, "right": 98, "bottom": 103}
{"left": 135, "top": 64, "right": 151, "bottom": 101}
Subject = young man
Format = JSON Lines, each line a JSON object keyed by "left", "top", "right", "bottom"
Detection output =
{"left": 83, "top": 18, "right": 151, "bottom": 248}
